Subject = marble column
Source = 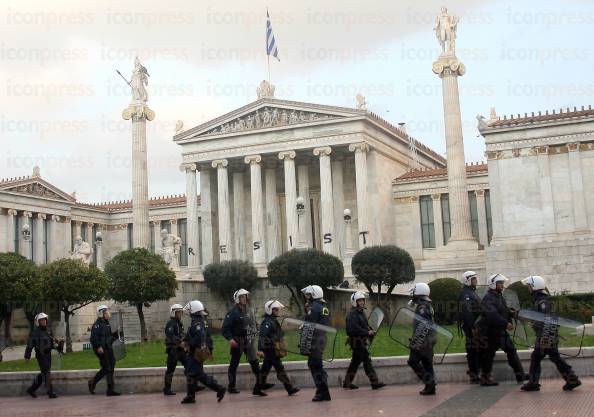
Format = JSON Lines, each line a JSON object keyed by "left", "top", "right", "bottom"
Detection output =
{"left": 567, "top": 143, "right": 588, "bottom": 231}
{"left": 264, "top": 163, "right": 280, "bottom": 261}
{"left": 278, "top": 151, "right": 298, "bottom": 251}
{"left": 74, "top": 220, "right": 82, "bottom": 238}
{"left": 152, "top": 220, "right": 162, "bottom": 253}
{"left": 475, "top": 190, "right": 489, "bottom": 247}
{"left": 86, "top": 222, "right": 94, "bottom": 244}
{"left": 535, "top": 146, "right": 556, "bottom": 234}
{"left": 297, "top": 164, "right": 313, "bottom": 247}
{"left": 183, "top": 163, "right": 200, "bottom": 268}
{"left": 432, "top": 52, "right": 474, "bottom": 246}
{"left": 349, "top": 143, "right": 371, "bottom": 248}
{"left": 245, "top": 155, "right": 266, "bottom": 264}
{"left": 232, "top": 171, "right": 247, "bottom": 260}
{"left": 21, "top": 211, "right": 33, "bottom": 260}
{"left": 34, "top": 213, "right": 46, "bottom": 264}
{"left": 212, "top": 159, "right": 231, "bottom": 261}
{"left": 410, "top": 196, "right": 423, "bottom": 258}
{"left": 313, "top": 146, "right": 336, "bottom": 255}
{"left": 49, "top": 215, "right": 61, "bottom": 261}
{"left": 170, "top": 219, "right": 178, "bottom": 238}
{"left": 331, "top": 157, "right": 345, "bottom": 257}
{"left": 6, "top": 209, "right": 17, "bottom": 253}
{"left": 199, "top": 167, "right": 213, "bottom": 266}
{"left": 432, "top": 194, "right": 444, "bottom": 248}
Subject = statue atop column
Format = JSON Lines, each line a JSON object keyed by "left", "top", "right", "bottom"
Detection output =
{"left": 71, "top": 236, "right": 93, "bottom": 265}
{"left": 257, "top": 80, "right": 275, "bottom": 99}
{"left": 130, "top": 56, "right": 150, "bottom": 103}
{"left": 159, "top": 229, "right": 181, "bottom": 271}
{"left": 434, "top": 7, "right": 459, "bottom": 55}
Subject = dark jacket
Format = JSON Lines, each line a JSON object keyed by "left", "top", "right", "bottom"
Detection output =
{"left": 258, "top": 314, "right": 283, "bottom": 352}
{"left": 222, "top": 305, "right": 256, "bottom": 341}
{"left": 346, "top": 307, "right": 371, "bottom": 349}
{"left": 164, "top": 318, "right": 184, "bottom": 350}
{"left": 24, "top": 327, "right": 55, "bottom": 360}
{"left": 479, "top": 289, "right": 512, "bottom": 333}
{"left": 90, "top": 318, "right": 116, "bottom": 351}
{"left": 531, "top": 291, "right": 556, "bottom": 339}
{"left": 304, "top": 299, "right": 330, "bottom": 326}
{"left": 458, "top": 286, "right": 481, "bottom": 331}
{"left": 185, "top": 315, "right": 213, "bottom": 354}
{"left": 410, "top": 298, "right": 436, "bottom": 353}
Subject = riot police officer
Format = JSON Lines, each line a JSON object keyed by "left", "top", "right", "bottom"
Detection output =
{"left": 257, "top": 300, "right": 300, "bottom": 396}
{"left": 302, "top": 285, "right": 331, "bottom": 402}
{"left": 222, "top": 289, "right": 264, "bottom": 396}
{"left": 343, "top": 291, "right": 385, "bottom": 390}
{"left": 88, "top": 305, "right": 120, "bottom": 396}
{"left": 163, "top": 303, "right": 193, "bottom": 395}
{"left": 520, "top": 275, "right": 581, "bottom": 392}
{"left": 458, "top": 271, "right": 482, "bottom": 383}
{"left": 407, "top": 283, "right": 437, "bottom": 396}
{"left": 478, "top": 274, "right": 527, "bottom": 386}
{"left": 181, "top": 300, "right": 226, "bottom": 404}
{"left": 24, "top": 313, "right": 61, "bottom": 399}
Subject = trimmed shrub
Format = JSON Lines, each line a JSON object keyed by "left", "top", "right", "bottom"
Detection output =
{"left": 428, "top": 278, "right": 462, "bottom": 325}
{"left": 203, "top": 260, "right": 259, "bottom": 302}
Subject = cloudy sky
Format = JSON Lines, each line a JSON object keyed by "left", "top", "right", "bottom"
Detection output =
{"left": 1, "top": 0, "right": 593, "bottom": 202}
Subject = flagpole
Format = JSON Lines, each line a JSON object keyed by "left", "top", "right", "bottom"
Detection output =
{"left": 267, "top": 54, "right": 271, "bottom": 84}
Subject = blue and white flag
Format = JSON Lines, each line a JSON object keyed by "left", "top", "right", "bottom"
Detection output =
{"left": 266, "top": 11, "right": 280, "bottom": 61}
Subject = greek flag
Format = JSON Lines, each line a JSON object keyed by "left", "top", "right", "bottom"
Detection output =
{"left": 266, "top": 11, "right": 280, "bottom": 61}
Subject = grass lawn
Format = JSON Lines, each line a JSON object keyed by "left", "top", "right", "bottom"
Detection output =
{"left": 1, "top": 324, "right": 590, "bottom": 372}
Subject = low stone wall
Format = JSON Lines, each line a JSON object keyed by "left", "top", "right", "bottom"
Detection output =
{"left": 2, "top": 348, "right": 592, "bottom": 396}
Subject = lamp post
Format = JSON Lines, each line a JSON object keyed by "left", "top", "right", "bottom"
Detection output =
{"left": 344, "top": 208, "right": 355, "bottom": 256}
{"left": 296, "top": 196, "right": 306, "bottom": 249}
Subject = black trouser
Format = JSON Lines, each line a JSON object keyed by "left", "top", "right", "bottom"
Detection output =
{"left": 29, "top": 354, "right": 53, "bottom": 395}
{"left": 462, "top": 327, "right": 480, "bottom": 378}
{"left": 228, "top": 338, "right": 260, "bottom": 389}
{"left": 185, "top": 355, "right": 223, "bottom": 399}
{"left": 308, "top": 350, "right": 329, "bottom": 397}
{"left": 344, "top": 346, "right": 379, "bottom": 386}
{"left": 259, "top": 350, "right": 293, "bottom": 391}
{"left": 529, "top": 341, "right": 576, "bottom": 384}
{"left": 480, "top": 331, "right": 524, "bottom": 378}
{"left": 164, "top": 347, "right": 188, "bottom": 391}
{"left": 91, "top": 349, "right": 116, "bottom": 391}
{"left": 408, "top": 349, "right": 435, "bottom": 385}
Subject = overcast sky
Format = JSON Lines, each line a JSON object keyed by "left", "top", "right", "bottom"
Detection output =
{"left": 1, "top": 0, "right": 593, "bottom": 202}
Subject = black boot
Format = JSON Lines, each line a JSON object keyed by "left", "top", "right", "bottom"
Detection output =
{"left": 217, "top": 387, "right": 226, "bottom": 402}
{"left": 106, "top": 374, "right": 120, "bottom": 396}
{"left": 88, "top": 379, "right": 96, "bottom": 395}
{"left": 371, "top": 382, "right": 386, "bottom": 390}
{"left": 181, "top": 395, "right": 195, "bottom": 404}
{"left": 228, "top": 386, "right": 240, "bottom": 394}
{"left": 286, "top": 386, "right": 300, "bottom": 396}
{"left": 252, "top": 384, "right": 268, "bottom": 396}
{"left": 516, "top": 373, "right": 530, "bottom": 384}
{"left": 563, "top": 377, "right": 582, "bottom": 391}
{"left": 48, "top": 391, "right": 58, "bottom": 399}
{"left": 343, "top": 383, "right": 359, "bottom": 389}
{"left": 480, "top": 375, "right": 499, "bottom": 386}
{"left": 26, "top": 386, "right": 37, "bottom": 398}
{"left": 420, "top": 383, "right": 436, "bottom": 396}
{"left": 163, "top": 389, "right": 176, "bottom": 396}
{"left": 520, "top": 382, "right": 541, "bottom": 392}
{"left": 261, "top": 383, "right": 275, "bottom": 390}
{"left": 312, "top": 391, "right": 331, "bottom": 402}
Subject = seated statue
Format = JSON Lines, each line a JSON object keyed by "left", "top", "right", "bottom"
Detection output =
{"left": 159, "top": 229, "right": 181, "bottom": 271}
{"left": 71, "top": 236, "right": 92, "bottom": 265}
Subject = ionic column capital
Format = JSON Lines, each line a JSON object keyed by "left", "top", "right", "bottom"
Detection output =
{"left": 51, "top": 215, "right": 61, "bottom": 222}
{"left": 567, "top": 142, "right": 580, "bottom": 152}
{"left": 244, "top": 154, "right": 262, "bottom": 165}
{"left": 211, "top": 159, "right": 228, "bottom": 169}
{"left": 349, "top": 142, "right": 369, "bottom": 153}
{"left": 179, "top": 163, "right": 197, "bottom": 173}
{"left": 278, "top": 150, "right": 296, "bottom": 160}
{"left": 22, "top": 211, "right": 33, "bottom": 218}
{"left": 533, "top": 145, "right": 549, "bottom": 155}
{"left": 7, "top": 208, "right": 18, "bottom": 216}
{"left": 431, "top": 194, "right": 442, "bottom": 201}
{"left": 36, "top": 213, "right": 47, "bottom": 220}
{"left": 313, "top": 146, "right": 332, "bottom": 157}
{"left": 432, "top": 56, "right": 465, "bottom": 77}
{"left": 474, "top": 189, "right": 486, "bottom": 198}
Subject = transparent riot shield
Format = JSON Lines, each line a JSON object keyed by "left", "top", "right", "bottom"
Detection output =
{"left": 110, "top": 311, "right": 126, "bottom": 361}
{"left": 51, "top": 321, "right": 66, "bottom": 370}
{"left": 280, "top": 317, "right": 337, "bottom": 362}
{"left": 388, "top": 307, "right": 454, "bottom": 364}
{"left": 515, "top": 309, "right": 585, "bottom": 357}
{"left": 246, "top": 308, "right": 260, "bottom": 357}
{"left": 368, "top": 307, "right": 385, "bottom": 332}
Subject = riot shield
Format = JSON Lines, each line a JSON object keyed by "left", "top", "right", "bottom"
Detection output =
{"left": 388, "top": 307, "right": 454, "bottom": 364}
{"left": 246, "top": 308, "right": 260, "bottom": 355}
{"left": 368, "top": 307, "right": 385, "bottom": 332}
{"left": 515, "top": 309, "right": 585, "bottom": 357}
{"left": 51, "top": 322, "right": 66, "bottom": 370}
{"left": 475, "top": 287, "right": 527, "bottom": 339}
{"left": 280, "top": 317, "right": 337, "bottom": 362}
{"left": 110, "top": 311, "right": 126, "bottom": 361}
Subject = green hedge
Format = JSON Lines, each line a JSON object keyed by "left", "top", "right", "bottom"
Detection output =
{"left": 428, "top": 278, "right": 462, "bottom": 325}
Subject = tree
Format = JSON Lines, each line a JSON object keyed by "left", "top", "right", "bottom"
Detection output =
{"left": 428, "top": 278, "right": 462, "bottom": 325}
{"left": 0, "top": 253, "right": 39, "bottom": 344}
{"left": 41, "top": 258, "right": 108, "bottom": 352}
{"left": 351, "top": 245, "right": 415, "bottom": 305}
{"left": 105, "top": 248, "right": 177, "bottom": 342}
{"left": 203, "top": 260, "right": 259, "bottom": 304}
{"left": 267, "top": 249, "right": 344, "bottom": 314}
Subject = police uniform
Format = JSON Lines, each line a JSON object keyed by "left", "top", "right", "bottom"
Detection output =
{"left": 458, "top": 285, "right": 481, "bottom": 381}
{"left": 407, "top": 298, "right": 436, "bottom": 394}
{"left": 524, "top": 292, "right": 580, "bottom": 390}
{"left": 258, "top": 314, "right": 298, "bottom": 394}
{"left": 182, "top": 314, "right": 225, "bottom": 403}
{"left": 344, "top": 306, "right": 381, "bottom": 388}
{"left": 163, "top": 317, "right": 187, "bottom": 394}
{"left": 478, "top": 289, "right": 525, "bottom": 382}
{"left": 222, "top": 304, "right": 261, "bottom": 392}
{"left": 24, "top": 326, "right": 58, "bottom": 398}
{"left": 89, "top": 317, "right": 118, "bottom": 395}
{"left": 305, "top": 299, "right": 331, "bottom": 401}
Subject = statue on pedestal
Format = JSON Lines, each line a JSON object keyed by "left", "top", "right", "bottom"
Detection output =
{"left": 131, "top": 56, "right": 150, "bottom": 103}
{"left": 159, "top": 229, "right": 181, "bottom": 271}
{"left": 256, "top": 80, "right": 275, "bottom": 99}
{"left": 71, "top": 236, "right": 92, "bottom": 266}
{"left": 434, "top": 7, "right": 459, "bottom": 54}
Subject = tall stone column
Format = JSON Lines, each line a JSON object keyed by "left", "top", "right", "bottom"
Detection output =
{"left": 331, "top": 157, "right": 345, "bottom": 257}
{"left": 349, "top": 143, "right": 371, "bottom": 248}
{"left": 0, "top": 209, "right": 6, "bottom": 253}
{"left": 86, "top": 222, "right": 94, "bottom": 243}
{"left": 232, "top": 171, "right": 247, "bottom": 260}
{"left": 212, "top": 159, "right": 231, "bottom": 260}
{"left": 278, "top": 151, "right": 298, "bottom": 251}
{"left": 245, "top": 155, "right": 266, "bottom": 264}
{"left": 475, "top": 190, "right": 489, "bottom": 247}
{"left": 34, "top": 213, "right": 46, "bottom": 264}
{"left": 264, "top": 163, "right": 280, "bottom": 261}
{"left": 313, "top": 147, "right": 336, "bottom": 255}
{"left": 6, "top": 209, "right": 17, "bottom": 253}
{"left": 152, "top": 220, "right": 162, "bottom": 253}
{"left": 49, "top": 215, "right": 61, "bottom": 261}
{"left": 432, "top": 12, "right": 474, "bottom": 248}
{"left": 432, "top": 194, "right": 444, "bottom": 248}
{"left": 297, "top": 164, "right": 313, "bottom": 247}
{"left": 73, "top": 220, "right": 82, "bottom": 238}
{"left": 183, "top": 163, "right": 200, "bottom": 267}
{"left": 567, "top": 143, "right": 588, "bottom": 231}
{"left": 199, "top": 167, "right": 213, "bottom": 266}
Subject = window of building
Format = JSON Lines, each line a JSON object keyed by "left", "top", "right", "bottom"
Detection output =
{"left": 485, "top": 190, "right": 493, "bottom": 243}
{"left": 178, "top": 219, "right": 188, "bottom": 267}
{"left": 468, "top": 191, "right": 479, "bottom": 239}
{"left": 127, "top": 223, "right": 133, "bottom": 249}
{"left": 440, "top": 194, "right": 451, "bottom": 245}
{"left": 419, "top": 195, "right": 435, "bottom": 248}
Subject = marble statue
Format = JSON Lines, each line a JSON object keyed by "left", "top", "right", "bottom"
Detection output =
{"left": 476, "top": 114, "right": 488, "bottom": 130}
{"left": 131, "top": 56, "right": 150, "bottom": 102}
{"left": 175, "top": 120, "right": 184, "bottom": 134}
{"left": 434, "top": 7, "right": 459, "bottom": 54}
{"left": 71, "top": 236, "right": 92, "bottom": 265}
{"left": 356, "top": 94, "right": 368, "bottom": 110}
{"left": 256, "top": 80, "right": 275, "bottom": 98}
{"left": 159, "top": 229, "right": 181, "bottom": 271}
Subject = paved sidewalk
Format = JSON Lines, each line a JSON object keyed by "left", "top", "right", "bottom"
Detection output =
{"left": 0, "top": 378, "right": 590, "bottom": 417}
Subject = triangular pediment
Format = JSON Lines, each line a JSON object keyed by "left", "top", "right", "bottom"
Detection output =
{"left": 175, "top": 98, "right": 366, "bottom": 141}
{"left": 0, "top": 177, "right": 76, "bottom": 203}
